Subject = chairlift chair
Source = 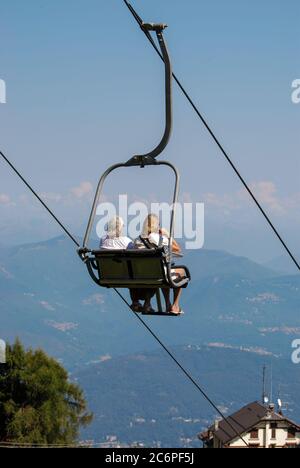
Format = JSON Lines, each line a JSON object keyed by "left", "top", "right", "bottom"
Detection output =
{"left": 78, "top": 23, "right": 191, "bottom": 315}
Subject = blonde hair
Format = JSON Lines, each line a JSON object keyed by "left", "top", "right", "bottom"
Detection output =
{"left": 142, "top": 214, "right": 159, "bottom": 238}
{"left": 106, "top": 216, "right": 124, "bottom": 238}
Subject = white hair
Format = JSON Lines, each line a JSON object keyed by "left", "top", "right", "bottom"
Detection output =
{"left": 106, "top": 216, "right": 124, "bottom": 238}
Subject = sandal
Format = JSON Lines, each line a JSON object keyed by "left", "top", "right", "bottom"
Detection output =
{"left": 169, "top": 309, "right": 184, "bottom": 316}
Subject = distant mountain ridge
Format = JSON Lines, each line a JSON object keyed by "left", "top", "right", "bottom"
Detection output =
{"left": 264, "top": 253, "right": 300, "bottom": 276}
{"left": 184, "top": 248, "right": 278, "bottom": 282}
{"left": 0, "top": 236, "right": 299, "bottom": 369}
{"left": 1, "top": 237, "right": 300, "bottom": 446}
{"left": 75, "top": 345, "right": 300, "bottom": 448}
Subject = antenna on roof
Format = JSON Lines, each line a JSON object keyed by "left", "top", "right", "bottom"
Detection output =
{"left": 262, "top": 365, "right": 269, "bottom": 406}
{"left": 277, "top": 383, "right": 291, "bottom": 415}
{"left": 277, "top": 383, "right": 282, "bottom": 414}
{"left": 270, "top": 362, "right": 273, "bottom": 404}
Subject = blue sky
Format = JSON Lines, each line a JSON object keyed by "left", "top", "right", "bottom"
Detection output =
{"left": 0, "top": 0, "right": 299, "bottom": 262}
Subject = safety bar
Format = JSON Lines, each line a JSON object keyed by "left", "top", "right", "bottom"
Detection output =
{"left": 166, "top": 264, "right": 191, "bottom": 289}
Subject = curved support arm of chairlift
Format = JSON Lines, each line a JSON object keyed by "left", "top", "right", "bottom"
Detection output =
{"left": 79, "top": 24, "right": 178, "bottom": 260}
{"left": 81, "top": 161, "right": 179, "bottom": 252}
{"left": 126, "top": 23, "right": 172, "bottom": 167}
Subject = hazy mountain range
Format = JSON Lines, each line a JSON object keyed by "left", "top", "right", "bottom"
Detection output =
{"left": 0, "top": 236, "right": 299, "bottom": 368}
{"left": 0, "top": 236, "right": 299, "bottom": 446}
{"left": 75, "top": 345, "right": 300, "bottom": 447}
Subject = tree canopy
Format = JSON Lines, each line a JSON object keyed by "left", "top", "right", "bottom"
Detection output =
{"left": 0, "top": 340, "right": 92, "bottom": 446}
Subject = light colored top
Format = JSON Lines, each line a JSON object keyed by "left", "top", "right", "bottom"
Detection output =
{"left": 100, "top": 236, "right": 133, "bottom": 250}
{"left": 148, "top": 233, "right": 169, "bottom": 247}
{"left": 135, "top": 233, "right": 169, "bottom": 249}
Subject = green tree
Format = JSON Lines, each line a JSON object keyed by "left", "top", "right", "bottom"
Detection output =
{"left": 0, "top": 340, "right": 92, "bottom": 445}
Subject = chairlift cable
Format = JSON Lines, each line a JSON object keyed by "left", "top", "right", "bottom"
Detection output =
{"left": 0, "top": 149, "right": 247, "bottom": 445}
{"left": 114, "top": 288, "right": 249, "bottom": 447}
{"left": 0, "top": 150, "right": 80, "bottom": 248}
{"left": 1, "top": 3, "right": 296, "bottom": 446}
{"left": 122, "top": 0, "right": 300, "bottom": 273}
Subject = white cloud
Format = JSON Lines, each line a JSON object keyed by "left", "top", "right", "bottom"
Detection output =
{"left": 248, "top": 181, "right": 285, "bottom": 214}
{"left": 40, "top": 192, "right": 62, "bottom": 203}
{"left": 19, "top": 184, "right": 92, "bottom": 208}
{"left": 203, "top": 192, "right": 240, "bottom": 211}
{"left": 0, "top": 194, "right": 11, "bottom": 205}
{"left": 203, "top": 181, "right": 295, "bottom": 216}
{"left": 71, "top": 181, "right": 93, "bottom": 199}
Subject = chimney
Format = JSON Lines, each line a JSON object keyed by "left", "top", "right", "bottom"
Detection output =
{"left": 214, "top": 420, "right": 220, "bottom": 432}
{"left": 267, "top": 404, "right": 275, "bottom": 418}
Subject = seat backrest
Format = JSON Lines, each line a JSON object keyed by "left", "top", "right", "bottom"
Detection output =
{"left": 93, "top": 249, "right": 168, "bottom": 287}
{"left": 99, "top": 256, "right": 131, "bottom": 281}
{"left": 130, "top": 256, "right": 165, "bottom": 281}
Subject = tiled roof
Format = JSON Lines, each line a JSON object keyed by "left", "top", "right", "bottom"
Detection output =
{"left": 199, "top": 401, "right": 300, "bottom": 445}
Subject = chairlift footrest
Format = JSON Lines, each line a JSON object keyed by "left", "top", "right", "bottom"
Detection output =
{"left": 140, "top": 311, "right": 181, "bottom": 317}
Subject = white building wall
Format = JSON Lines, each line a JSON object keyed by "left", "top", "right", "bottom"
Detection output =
{"left": 222, "top": 421, "right": 300, "bottom": 448}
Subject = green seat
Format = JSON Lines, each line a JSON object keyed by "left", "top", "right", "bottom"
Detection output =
{"left": 85, "top": 249, "right": 190, "bottom": 290}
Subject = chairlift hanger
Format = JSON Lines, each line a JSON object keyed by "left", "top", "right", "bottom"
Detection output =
{"left": 78, "top": 23, "right": 191, "bottom": 315}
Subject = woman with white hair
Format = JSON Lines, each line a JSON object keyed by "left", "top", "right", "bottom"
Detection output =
{"left": 100, "top": 216, "right": 133, "bottom": 250}
{"left": 100, "top": 216, "right": 145, "bottom": 312}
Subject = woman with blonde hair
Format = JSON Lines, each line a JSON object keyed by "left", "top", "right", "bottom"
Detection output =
{"left": 134, "top": 215, "right": 184, "bottom": 315}
{"left": 136, "top": 214, "right": 168, "bottom": 249}
{"left": 131, "top": 214, "right": 166, "bottom": 313}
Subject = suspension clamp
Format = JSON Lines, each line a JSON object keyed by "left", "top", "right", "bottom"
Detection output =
{"left": 141, "top": 23, "right": 168, "bottom": 33}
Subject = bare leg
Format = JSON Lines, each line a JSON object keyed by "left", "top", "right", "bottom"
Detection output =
{"left": 162, "top": 288, "right": 172, "bottom": 312}
{"left": 170, "top": 288, "right": 183, "bottom": 314}
{"left": 170, "top": 268, "right": 185, "bottom": 314}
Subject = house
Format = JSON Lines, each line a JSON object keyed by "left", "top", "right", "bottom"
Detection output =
{"left": 199, "top": 401, "right": 300, "bottom": 448}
